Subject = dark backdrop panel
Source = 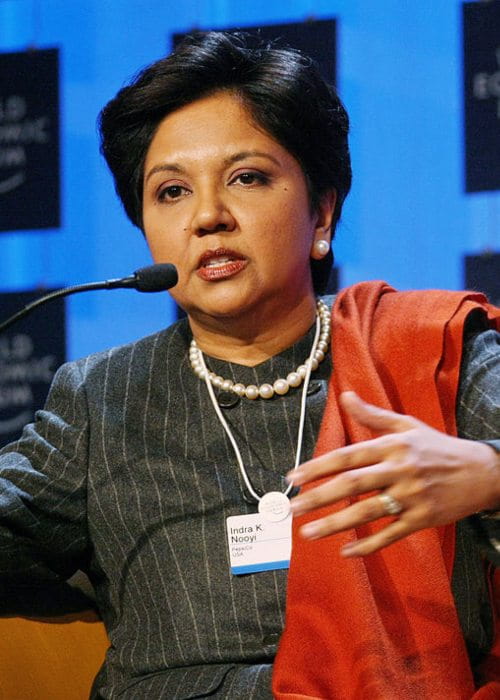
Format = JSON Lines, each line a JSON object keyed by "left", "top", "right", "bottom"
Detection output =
{"left": 463, "top": 1, "right": 500, "bottom": 192}
{"left": 0, "top": 291, "right": 65, "bottom": 446}
{"left": 464, "top": 252, "right": 500, "bottom": 307}
{"left": 0, "top": 48, "right": 60, "bottom": 231}
{"left": 325, "top": 266, "right": 339, "bottom": 295}
{"left": 174, "top": 19, "right": 336, "bottom": 85}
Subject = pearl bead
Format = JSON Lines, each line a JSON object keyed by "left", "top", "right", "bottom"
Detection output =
{"left": 233, "top": 383, "right": 246, "bottom": 396}
{"left": 221, "top": 379, "right": 234, "bottom": 391}
{"left": 245, "top": 385, "right": 259, "bottom": 400}
{"left": 273, "top": 379, "right": 289, "bottom": 395}
{"left": 287, "top": 371, "right": 301, "bottom": 387}
{"left": 314, "top": 239, "right": 330, "bottom": 257}
{"left": 259, "top": 383, "right": 274, "bottom": 399}
{"left": 297, "top": 365, "right": 307, "bottom": 379}
{"left": 213, "top": 375, "right": 224, "bottom": 388}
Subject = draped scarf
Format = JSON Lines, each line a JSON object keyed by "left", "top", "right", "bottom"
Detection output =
{"left": 272, "top": 281, "right": 500, "bottom": 699}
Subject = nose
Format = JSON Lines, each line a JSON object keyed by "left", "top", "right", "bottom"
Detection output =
{"left": 190, "top": 187, "right": 236, "bottom": 236}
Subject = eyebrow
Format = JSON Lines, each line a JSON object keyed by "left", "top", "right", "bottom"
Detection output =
{"left": 144, "top": 150, "right": 281, "bottom": 183}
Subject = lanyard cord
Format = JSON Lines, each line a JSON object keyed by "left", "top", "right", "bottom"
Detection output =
{"left": 197, "top": 313, "right": 322, "bottom": 503}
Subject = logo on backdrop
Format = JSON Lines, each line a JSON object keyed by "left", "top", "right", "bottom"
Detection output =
{"left": 0, "top": 333, "right": 57, "bottom": 435}
{"left": 0, "top": 48, "right": 60, "bottom": 231}
{"left": 0, "top": 291, "right": 65, "bottom": 447}
{"left": 463, "top": 1, "right": 500, "bottom": 192}
{"left": 472, "top": 47, "right": 500, "bottom": 119}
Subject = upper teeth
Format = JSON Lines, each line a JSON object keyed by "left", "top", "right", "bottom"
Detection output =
{"left": 205, "top": 257, "right": 232, "bottom": 267}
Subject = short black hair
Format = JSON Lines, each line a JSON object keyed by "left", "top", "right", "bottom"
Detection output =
{"left": 98, "top": 31, "right": 352, "bottom": 293}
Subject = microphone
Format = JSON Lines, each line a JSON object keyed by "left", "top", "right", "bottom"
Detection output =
{"left": 107, "top": 263, "right": 178, "bottom": 292}
{"left": 0, "top": 263, "right": 178, "bottom": 334}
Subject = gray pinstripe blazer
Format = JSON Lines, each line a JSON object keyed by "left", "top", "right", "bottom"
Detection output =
{"left": 0, "top": 308, "right": 499, "bottom": 698}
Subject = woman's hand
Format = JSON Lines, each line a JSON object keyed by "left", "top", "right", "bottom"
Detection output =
{"left": 288, "top": 391, "right": 500, "bottom": 557}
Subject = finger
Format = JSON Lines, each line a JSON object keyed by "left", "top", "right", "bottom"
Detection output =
{"left": 340, "top": 519, "right": 412, "bottom": 557}
{"left": 298, "top": 492, "right": 404, "bottom": 540}
{"left": 290, "top": 462, "right": 394, "bottom": 516}
{"left": 340, "top": 391, "right": 419, "bottom": 434}
{"left": 288, "top": 435, "right": 397, "bottom": 485}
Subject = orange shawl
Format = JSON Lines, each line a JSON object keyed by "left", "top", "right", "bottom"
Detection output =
{"left": 273, "top": 281, "right": 500, "bottom": 700}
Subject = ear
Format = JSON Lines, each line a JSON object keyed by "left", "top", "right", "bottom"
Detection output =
{"left": 310, "top": 189, "right": 337, "bottom": 260}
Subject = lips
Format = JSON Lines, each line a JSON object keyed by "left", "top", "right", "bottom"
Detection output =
{"left": 196, "top": 247, "right": 247, "bottom": 282}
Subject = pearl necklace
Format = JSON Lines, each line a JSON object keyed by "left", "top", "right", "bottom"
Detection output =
{"left": 196, "top": 303, "right": 323, "bottom": 513}
{"left": 189, "top": 299, "right": 331, "bottom": 400}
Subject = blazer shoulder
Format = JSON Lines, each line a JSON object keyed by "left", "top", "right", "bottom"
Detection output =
{"left": 63, "top": 318, "right": 189, "bottom": 383}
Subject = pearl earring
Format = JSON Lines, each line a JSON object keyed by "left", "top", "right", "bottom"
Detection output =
{"left": 314, "top": 239, "right": 330, "bottom": 258}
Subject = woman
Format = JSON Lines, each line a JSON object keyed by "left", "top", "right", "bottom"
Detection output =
{"left": 1, "top": 31, "right": 499, "bottom": 699}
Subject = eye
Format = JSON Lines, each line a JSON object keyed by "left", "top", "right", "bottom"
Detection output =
{"left": 157, "top": 183, "right": 190, "bottom": 202}
{"left": 230, "top": 170, "right": 270, "bottom": 187}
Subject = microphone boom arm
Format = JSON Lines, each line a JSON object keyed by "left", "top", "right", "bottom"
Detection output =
{"left": 0, "top": 280, "right": 125, "bottom": 334}
{"left": 0, "top": 264, "right": 178, "bottom": 334}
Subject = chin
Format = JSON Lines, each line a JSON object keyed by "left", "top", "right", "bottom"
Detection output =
{"left": 199, "top": 300, "right": 250, "bottom": 320}
{"left": 184, "top": 287, "right": 260, "bottom": 321}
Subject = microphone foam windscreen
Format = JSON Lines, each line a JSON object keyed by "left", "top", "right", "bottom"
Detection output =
{"left": 134, "top": 264, "right": 178, "bottom": 292}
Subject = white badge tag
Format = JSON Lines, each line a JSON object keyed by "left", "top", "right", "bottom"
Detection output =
{"left": 226, "top": 512, "right": 292, "bottom": 575}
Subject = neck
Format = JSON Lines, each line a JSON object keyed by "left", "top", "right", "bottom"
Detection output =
{"left": 188, "top": 295, "right": 318, "bottom": 366}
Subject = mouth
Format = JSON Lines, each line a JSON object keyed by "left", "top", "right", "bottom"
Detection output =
{"left": 196, "top": 248, "right": 248, "bottom": 281}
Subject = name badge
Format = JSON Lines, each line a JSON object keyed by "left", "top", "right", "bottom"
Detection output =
{"left": 226, "top": 512, "right": 292, "bottom": 575}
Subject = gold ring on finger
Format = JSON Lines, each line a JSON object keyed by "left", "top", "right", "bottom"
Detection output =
{"left": 378, "top": 492, "right": 404, "bottom": 516}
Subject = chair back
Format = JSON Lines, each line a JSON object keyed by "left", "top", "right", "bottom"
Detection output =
{"left": 0, "top": 610, "right": 108, "bottom": 700}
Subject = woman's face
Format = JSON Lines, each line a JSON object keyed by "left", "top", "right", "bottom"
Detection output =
{"left": 142, "top": 91, "right": 334, "bottom": 325}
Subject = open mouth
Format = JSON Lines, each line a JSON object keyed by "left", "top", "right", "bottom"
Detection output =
{"left": 197, "top": 248, "right": 247, "bottom": 281}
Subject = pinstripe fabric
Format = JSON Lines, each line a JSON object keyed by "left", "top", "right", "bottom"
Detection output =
{"left": 0, "top": 302, "right": 498, "bottom": 698}
{"left": 0, "top": 317, "right": 330, "bottom": 699}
